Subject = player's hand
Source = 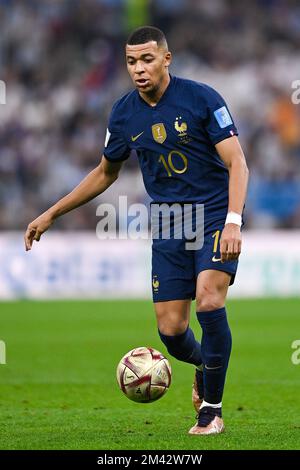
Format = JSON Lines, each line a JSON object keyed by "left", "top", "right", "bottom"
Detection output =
{"left": 220, "top": 224, "right": 242, "bottom": 263}
{"left": 24, "top": 211, "right": 54, "bottom": 251}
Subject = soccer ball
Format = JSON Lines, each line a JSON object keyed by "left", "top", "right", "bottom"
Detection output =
{"left": 116, "top": 346, "right": 171, "bottom": 403}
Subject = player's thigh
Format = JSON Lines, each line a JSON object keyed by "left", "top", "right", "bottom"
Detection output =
{"left": 154, "top": 299, "right": 192, "bottom": 335}
{"left": 196, "top": 269, "right": 231, "bottom": 312}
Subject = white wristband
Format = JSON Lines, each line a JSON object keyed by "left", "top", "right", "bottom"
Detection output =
{"left": 225, "top": 211, "right": 242, "bottom": 227}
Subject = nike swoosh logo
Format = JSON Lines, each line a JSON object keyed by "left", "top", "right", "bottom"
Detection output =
{"left": 131, "top": 131, "right": 144, "bottom": 142}
{"left": 212, "top": 255, "right": 222, "bottom": 262}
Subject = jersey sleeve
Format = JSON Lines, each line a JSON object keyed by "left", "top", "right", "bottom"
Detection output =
{"left": 201, "top": 85, "right": 238, "bottom": 145}
{"left": 103, "top": 102, "right": 130, "bottom": 162}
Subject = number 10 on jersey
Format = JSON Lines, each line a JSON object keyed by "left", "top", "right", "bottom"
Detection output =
{"left": 158, "top": 150, "right": 188, "bottom": 176}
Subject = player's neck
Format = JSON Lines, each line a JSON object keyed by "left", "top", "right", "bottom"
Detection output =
{"left": 139, "top": 73, "right": 170, "bottom": 107}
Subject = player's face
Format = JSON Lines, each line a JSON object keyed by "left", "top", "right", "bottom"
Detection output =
{"left": 126, "top": 41, "right": 171, "bottom": 94}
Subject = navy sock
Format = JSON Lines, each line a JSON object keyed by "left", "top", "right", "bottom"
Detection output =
{"left": 197, "top": 307, "right": 232, "bottom": 404}
{"left": 158, "top": 327, "right": 202, "bottom": 367}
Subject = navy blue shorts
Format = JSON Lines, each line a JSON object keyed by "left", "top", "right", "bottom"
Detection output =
{"left": 151, "top": 215, "right": 239, "bottom": 303}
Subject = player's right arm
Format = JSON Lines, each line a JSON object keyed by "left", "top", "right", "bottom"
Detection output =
{"left": 24, "top": 156, "right": 123, "bottom": 251}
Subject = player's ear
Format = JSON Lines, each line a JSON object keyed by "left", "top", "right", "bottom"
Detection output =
{"left": 164, "top": 51, "right": 172, "bottom": 67}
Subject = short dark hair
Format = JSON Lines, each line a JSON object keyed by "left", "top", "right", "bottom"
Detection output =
{"left": 126, "top": 26, "right": 168, "bottom": 49}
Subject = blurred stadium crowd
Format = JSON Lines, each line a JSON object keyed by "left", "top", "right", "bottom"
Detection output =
{"left": 0, "top": 0, "right": 300, "bottom": 230}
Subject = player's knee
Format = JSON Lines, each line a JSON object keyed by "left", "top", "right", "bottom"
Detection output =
{"left": 196, "top": 283, "right": 225, "bottom": 312}
{"left": 196, "top": 287, "right": 224, "bottom": 312}
{"left": 157, "top": 318, "right": 188, "bottom": 336}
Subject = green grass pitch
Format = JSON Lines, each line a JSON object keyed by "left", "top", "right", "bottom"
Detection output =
{"left": 0, "top": 298, "right": 299, "bottom": 450}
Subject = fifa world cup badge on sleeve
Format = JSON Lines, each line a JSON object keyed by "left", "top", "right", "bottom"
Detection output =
{"left": 214, "top": 106, "right": 233, "bottom": 128}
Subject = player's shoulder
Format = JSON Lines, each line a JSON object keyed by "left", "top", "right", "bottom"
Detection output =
{"left": 109, "top": 89, "right": 138, "bottom": 127}
{"left": 174, "top": 76, "right": 223, "bottom": 103}
{"left": 111, "top": 89, "right": 135, "bottom": 110}
{"left": 111, "top": 89, "right": 139, "bottom": 115}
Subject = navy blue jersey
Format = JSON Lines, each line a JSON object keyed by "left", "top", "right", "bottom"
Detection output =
{"left": 103, "top": 75, "right": 238, "bottom": 218}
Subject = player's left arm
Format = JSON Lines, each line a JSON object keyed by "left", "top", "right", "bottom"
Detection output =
{"left": 215, "top": 135, "right": 249, "bottom": 262}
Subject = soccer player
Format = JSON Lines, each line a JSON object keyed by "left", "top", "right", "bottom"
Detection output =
{"left": 24, "top": 26, "right": 249, "bottom": 435}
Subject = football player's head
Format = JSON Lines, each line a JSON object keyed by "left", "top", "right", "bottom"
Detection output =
{"left": 126, "top": 26, "right": 172, "bottom": 95}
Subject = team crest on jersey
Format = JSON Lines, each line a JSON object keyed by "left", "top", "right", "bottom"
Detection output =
{"left": 174, "top": 116, "right": 192, "bottom": 144}
{"left": 152, "top": 275, "right": 159, "bottom": 293}
{"left": 152, "top": 123, "right": 167, "bottom": 144}
{"left": 174, "top": 116, "right": 187, "bottom": 136}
